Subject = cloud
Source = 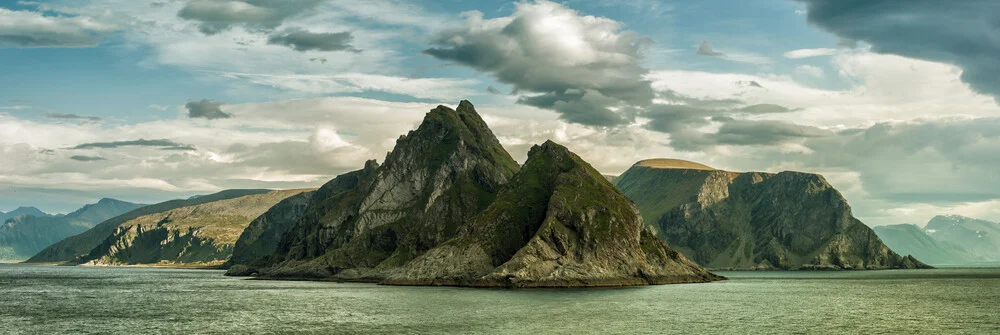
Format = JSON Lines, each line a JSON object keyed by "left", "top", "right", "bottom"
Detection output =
{"left": 220, "top": 72, "right": 478, "bottom": 101}
{"left": 184, "top": 99, "right": 231, "bottom": 119}
{"left": 0, "top": 8, "right": 118, "bottom": 47}
{"left": 69, "top": 155, "right": 107, "bottom": 162}
{"left": 266, "top": 28, "right": 359, "bottom": 52}
{"left": 695, "top": 40, "right": 771, "bottom": 64}
{"left": 795, "top": 0, "right": 1000, "bottom": 101}
{"left": 696, "top": 40, "right": 724, "bottom": 57}
{"left": 147, "top": 104, "right": 169, "bottom": 111}
{"left": 177, "top": 0, "right": 324, "bottom": 35}
{"left": 423, "top": 0, "right": 654, "bottom": 126}
{"left": 46, "top": 113, "right": 102, "bottom": 122}
{"left": 70, "top": 139, "right": 196, "bottom": 151}
{"left": 485, "top": 86, "right": 503, "bottom": 95}
{"left": 784, "top": 48, "right": 838, "bottom": 59}
{"left": 794, "top": 64, "right": 825, "bottom": 78}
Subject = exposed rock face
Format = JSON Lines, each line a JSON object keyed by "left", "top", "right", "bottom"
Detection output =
{"left": 383, "top": 141, "right": 722, "bottom": 287}
{"left": 252, "top": 100, "right": 520, "bottom": 280}
{"left": 225, "top": 191, "right": 314, "bottom": 267}
{"left": 27, "top": 189, "right": 272, "bottom": 263}
{"left": 614, "top": 160, "right": 929, "bottom": 270}
{"left": 74, "top": 189, "right": 310, "bottom": 266}
{"left": 0, "top": 199, "right": 145, "bottom": 261}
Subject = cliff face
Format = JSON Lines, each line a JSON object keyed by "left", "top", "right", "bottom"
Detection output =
{"left": 75, "top": 189, "right": 310, "bottom": 266}
{"left": 253, "top": 100, "right": 520, "bottom": 280}
{"left": 27, "top": 189, "right": 272, "bottom": 263}
{"left": 614, "top": 160, "right": 929, "bottom": 270}
{"left": 225, "top": 191, "right": 314, "bottom": 267}
{"left": 383, "top": 141, "right": 721, "bottom": 287}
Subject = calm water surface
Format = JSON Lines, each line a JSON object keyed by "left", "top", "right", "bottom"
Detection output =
{"left": 0, "top": 264, "right": 997, "bottom": 334}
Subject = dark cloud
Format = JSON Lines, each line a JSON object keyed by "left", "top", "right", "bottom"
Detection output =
{"left": 796, "top": 0, "right": 1000, "bottom": 101}
{"left": 642, "top": 101, "right": 816, "bottom": 150}
{"left": 46, "top": 113, "right": 102, "bottom": 122}
{"left": 177, "top": 0, "right": 324, "bottom": 35}
{"left": 737, "top": 104, "right": 793, "bottom": 114}
{"left": 70, "top": 139, "right": 196, "bottom": 151}
{"left": 0, "top": 8, "right": 117, "bottom": 48}
{"left": 184, "top": 99, "right": 231, "bottom": 119}
{"left": 267, "top": 29, "right": 358, "bottom": 52}
{"left": 69, "top": 155, "right": 107, "bottom": 162}
{"left": 485, "top": 86, "right": 503, "bottom": 95}
{"left": 423, "top": 2, "right": 654, "bottom": 127}
{"left": 696, "top": 40, "right": 724, "bottom": 57}
{"left": 309, "top": 57, "right": 327, "bottom": 64}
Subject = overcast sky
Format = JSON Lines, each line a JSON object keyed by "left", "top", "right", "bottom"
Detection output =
{"left": 1, "top": 0, "right": 998, "bottom": 227}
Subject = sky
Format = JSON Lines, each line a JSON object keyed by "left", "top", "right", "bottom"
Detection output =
{"left": 1, "top": 0, "right": 999, "bottom": 227}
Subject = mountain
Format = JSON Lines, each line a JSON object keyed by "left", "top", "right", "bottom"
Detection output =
{"left": 0, "top": 207, "right": 48, "bottom": 223}
{"left": 614, "top": 159, "right": 928, "bottom": 270}
{"left": 63, "top": 198, "right": 146, "bottom": 226}
{"left": 924, "top": 215, "right": 1000, "bottom": 262}
{"left": 240, "top": 100, "right": 520, "bottom": 280}
{"left": 384, "top": 141, "right": 721, "bottom": 287}
{"left": 26, "top": 189, "right": 273, "bottom": 263}
{"left": 0, "top": 199, "right": 144, "bottom": 261}
{"left": 73, "top": 189, "right": 310, "bottom": 266}
{"left": 873, "top": 224, "right": 984, "bottom": 266}
{"left": 225, "top": 191, "right": 314, "bottom": 268}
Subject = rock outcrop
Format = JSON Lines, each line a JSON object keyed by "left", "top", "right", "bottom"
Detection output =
{"left": 384, "top": 141, "right": 721, "bottom": 287}
{"left": 614, "top": 159, "right": 930, "bottom": 270}
{"left": 73, "top": 189, "right": 310, "bottom": 266}
{"left": 27, "top": 189, "right": 272, "bottom": 263}
{"left": 225, "top": 191, "right": 314, "bottom": 268}
{"left": 250, "top": 100, "right": 520, "bottom": 280}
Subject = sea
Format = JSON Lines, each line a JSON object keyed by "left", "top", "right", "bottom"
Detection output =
{"left": 0, "top": 264, "right": 997, "bottom": 334}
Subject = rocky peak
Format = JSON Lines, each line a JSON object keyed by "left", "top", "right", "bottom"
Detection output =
{"left": 384, "top": 140, "right": 721, "bottom": 287}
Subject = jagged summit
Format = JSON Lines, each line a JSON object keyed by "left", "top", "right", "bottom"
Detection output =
{"left": 251, "top": 100, "right": 520, "bottom": 280}
{"left": 635, "top": 158, "right": 715, "bottom": 171}
{"left": 383, "top": 140, "right": 721, "bottom": 287}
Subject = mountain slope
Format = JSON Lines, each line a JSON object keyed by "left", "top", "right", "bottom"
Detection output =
{"left": 75, "top": 189, "right": 310, "bottom": 266}
{"left": 924, "top": 215, "right": 1000, "bottom": 262}
{"left": 874, "top": 224, "right": 982, "bottom": 265}
{"left": 225, "top": 190, "right": 314, "bottom": 268}
{"left": 251, "top": 100, "right": 520, "bottom": 280}
{"left": 0, "top": 207, "right": 48, "bottom": 223}
{"left": 385, "top": 141, "right": 721, "bottom": 287}
{"left": 614, "top": 159, "right": 929, "bottom": 270}
{"left": 0, "top": 199, "right": 144, "bottom": 261}
{"left": 26, "top": 189, "right": 272, "bottom": 263}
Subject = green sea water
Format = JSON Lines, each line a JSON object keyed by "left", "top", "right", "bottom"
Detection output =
{"left": 0, "top": 264, "right": 997, "bottom": 334}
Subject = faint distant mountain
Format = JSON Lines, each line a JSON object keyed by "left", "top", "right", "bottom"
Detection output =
{"left": 874, "top": 224, "right": 984, "bottom": 266}
{"left": 27, "top": 189, "right": 272, "bottom": 263}
{"left": 0, "top": 199, "right": 145, "bottom": 261}
{"left": 925, "top": 215, "right": 1000, "bottom": 262}
{"left": 0, "top": 207, "right": 48, "bottom": 223}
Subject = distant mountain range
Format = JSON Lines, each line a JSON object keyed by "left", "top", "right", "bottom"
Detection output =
{"left": 0, "top": 199, "right": 146, "bottom": 261}
{"left": 875, "top": 215, "right": 1000, "bottom": 266}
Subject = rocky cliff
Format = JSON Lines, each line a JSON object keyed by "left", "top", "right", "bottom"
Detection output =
{"left": 614, "top": 159, "right": 929, "bottom": 270}
{"left": 383, "top": 141, "right": 721, "bottom": 287}
{"left": 225, "top": 191, "right": 314, "bottom": 268}
{"left": 27, "top": 189, "right": 272, "bottom": 263}
{"left": 74, "top": 189, "right": 310, "bottom": 266}
{"left": 249, "top": 100, "right": 520, "bottom": 280}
